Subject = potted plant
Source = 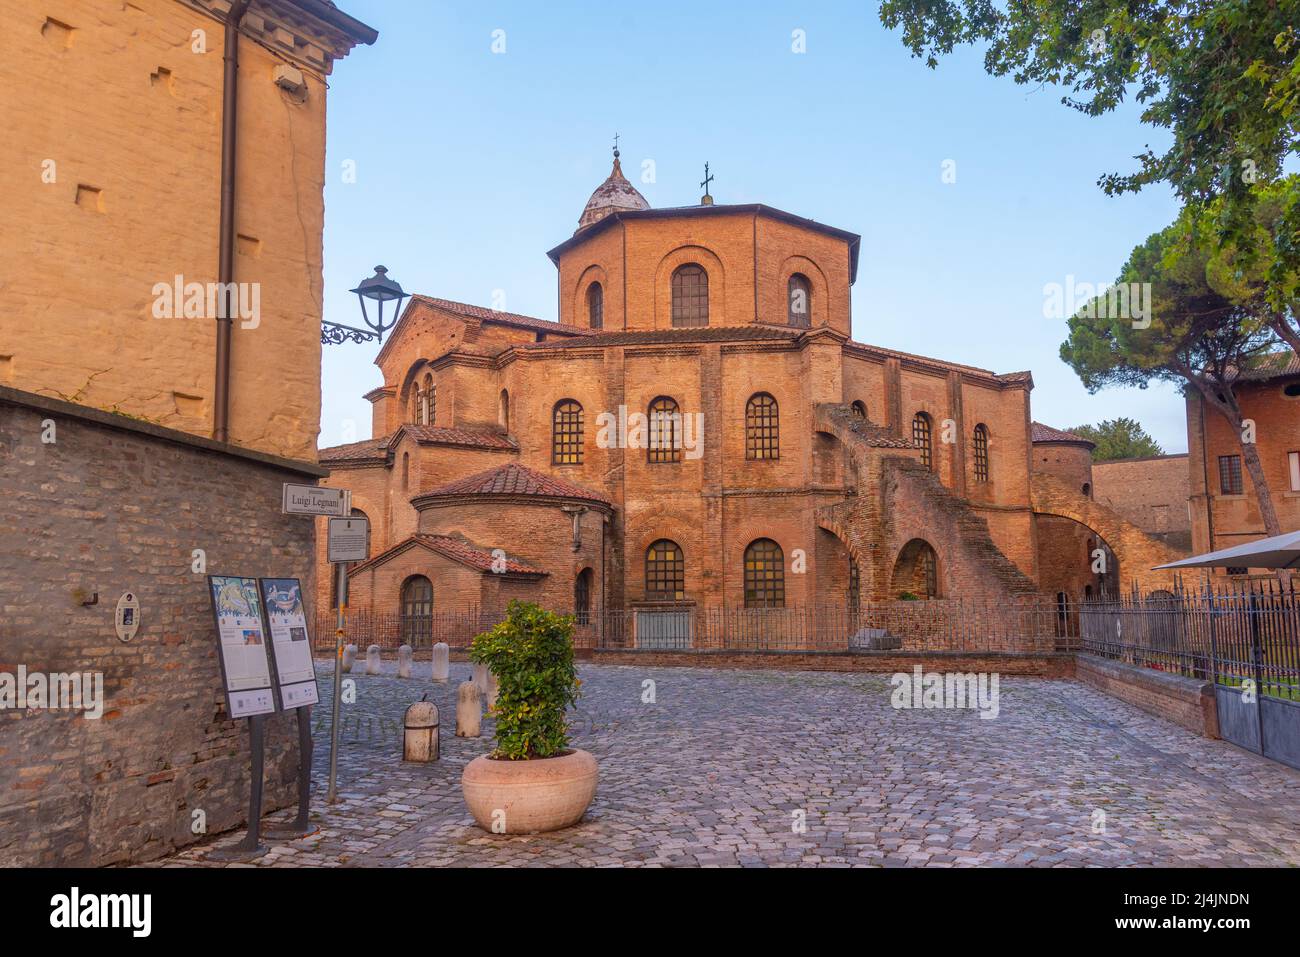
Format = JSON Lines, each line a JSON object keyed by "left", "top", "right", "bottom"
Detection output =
{"left": 460, "top": 601, "right": 597, "bottom": 834}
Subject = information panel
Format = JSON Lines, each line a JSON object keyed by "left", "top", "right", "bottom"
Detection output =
{"left": 206, "top": 576, "right": 277, "bottom": 718}
{"left": 259, "top": 578, "right": 321, "bottom": 710}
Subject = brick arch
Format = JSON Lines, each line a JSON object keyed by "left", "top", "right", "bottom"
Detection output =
{"left": 397, "top": 358, "right": 432, "bottom": 415}
{"left": 653, "top": 245, "right": 726, "bottom": 329}
{"left": 1030, "top": 472, "right": 1182, "bottom": 593}
{"left": 570, "top": 263, "right": 609, "bottom": 330}
{"left": 890, "top": 537, "right": 942, "bottom": 599}
{"left": 626, "top": 514, "right": 698, "bottom": 599}
{"left": 778, "top": 254, "right": 830, "bottom": 328}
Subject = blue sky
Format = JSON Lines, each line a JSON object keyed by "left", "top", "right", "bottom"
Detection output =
{"left": 318, "top": 0, "right": 1188, "bottom": 451}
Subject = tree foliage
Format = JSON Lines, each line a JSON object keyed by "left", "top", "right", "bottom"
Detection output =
{"left": 1069, "top": 417, "right": 1165, "bottom": 460}
{"left": 878, "top": 0, "right": 1300, "bottom": 309}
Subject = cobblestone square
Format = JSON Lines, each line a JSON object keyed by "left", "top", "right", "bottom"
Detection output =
{"left": 157, "top": 661, "right": 1300, "bottom": 868}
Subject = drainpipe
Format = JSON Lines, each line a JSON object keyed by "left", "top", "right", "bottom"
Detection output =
{"left": 213, "top": 0, "right": 251, "bottom": 444}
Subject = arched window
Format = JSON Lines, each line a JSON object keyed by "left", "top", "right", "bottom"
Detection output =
{"left": 647, "top": 396, "right": 681, "bottom": 463}
{"left": 972, "top": 423, "right": 989, "bottom": 482}
{"left": 574, "top": 568, "right": 593, "bottom": 624}
{"left": 552, "top": 399, "right": 584, "bottom": 465}
{"left": 787, "top": 273, "right": 811, "bottom": 327}
{"left": 850, "top": 400, "right": 867, "bottom": 420}
{"left": 745, "top": 392, "right": 779, "bottom": 460}
{"left": 912, "top": 412, "right": 933, "bottom": 470}
{"left": 409, "top": 387, "right": 419, "bottom": 424}
{"left": 645, "top": 539, "right": 685, "bottom": 600}
{"left": 400, "top": 575, "right": 433, "bottom": 645}
{"left": 587, "top": 282, "right": 603, "bottom": 330}
{"left": 671, "top": 264, "right": 708, "bottom": 327}
{"left": 499, "top": 389, "right": 509, "bottom": 433}
{"left": 744, "top": 538, "right": 785, "bottom": 608}
{"left": 421, "top": 374, "right": 435, "bottom": 426}
{"left": 401, "top": 452, "right": 409, "bottom": 489}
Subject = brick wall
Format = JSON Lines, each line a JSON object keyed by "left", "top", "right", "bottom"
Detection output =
{"left": 1092, "top": 454, "right": 1191, "bottom": 552}
{"left": 0, "top": 388, "right": 321, "bottom": 865}
{"left": 1075, "top": 655, "right": 1219, "bottom": 738}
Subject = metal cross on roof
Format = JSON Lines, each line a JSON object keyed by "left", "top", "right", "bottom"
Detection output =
{"left": 700, "top": 161, "right": 714, "bottom": 198}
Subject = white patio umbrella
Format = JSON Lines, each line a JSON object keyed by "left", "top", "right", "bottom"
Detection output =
{"left": 1154, "top": 529, "right": 1300, "bottom": 570}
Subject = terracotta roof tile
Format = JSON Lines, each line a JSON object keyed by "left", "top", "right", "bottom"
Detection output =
{"left": 1031, "top": 421, "right": 1094, "bottom": 446}
{"left": 318, "top": 435, "right": 391, "bottom": 463}
{"left": 1233, "top": 351, "right": 1300, "bottom": 382}
{"left": 397, "top": 424, "right": 517, "bottom": 451}
{"left": 410, "top": 295, "right": 592, "bottom": 337}
{"left": 416, "top": 462, "right": 612, "bottom": 506}
{"left": 524, "top": 325, "right": 801, "bottom": 350}
{"left": 349, "top": 534, "right": 546, "bottom": 577}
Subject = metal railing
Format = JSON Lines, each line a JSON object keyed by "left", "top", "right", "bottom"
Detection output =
{"left": 314, "top": 597, "right": 1066, "bottom": 656}
{"left": 1077, "top": 583, "right": 1300, "bottom": 701}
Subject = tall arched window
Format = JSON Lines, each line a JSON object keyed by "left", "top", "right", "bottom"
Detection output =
{"left": 401, "top": 452, "right": 409, "bottom": 489}
{"left": 421, "top": 374, "right": 435, "bottom": 426}
{"left": 647, "top": 396, "right": 681, "bottom": 463}
{"left": 499, "top": 389, "right": 509, "bottom": 433}
{"left": 574, "top": 568, "right": 593, "bottom": 624}
{"left": 671, "top": 264, "right": 708, "bottom": 327}
{"left": 587, "top": 282, "right": 603, "bottom": 330}
{"left": 912, "top": 412, "right": 933, "bottom": 470}
{"left": 645, "top": 539, "right": 684, "bottom": 600}
{"left": 409, "top": 387, "right": 419, "bottom": 424}
{"left": 787, "top": 273, "right": 811, "bottom": 327}
{"left": 400, "top": 575, "right": 433, "bottom": 644}
{"left": 850, "top": 400, "right": 867, "bottom": 420}
{"left": 745, "top": 392, "right": 779, "bottom": 460}
{"left": 972, "top": 423, "right": 990, "bottom": 482}
{"left": 744, "top": 538, "right": 785, "bottom": 608}
{"left": 552, "top": 399, "right": 584, "bottom": 465}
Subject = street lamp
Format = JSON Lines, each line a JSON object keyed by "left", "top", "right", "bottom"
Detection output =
{"left": 321, "top": 265, "right": 410, "bottom": 345}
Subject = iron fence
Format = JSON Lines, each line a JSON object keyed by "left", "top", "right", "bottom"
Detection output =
{"left": 314, "top": 597, "right": 1066, "bottom": 656}
{"left": 1077, "top": 583, "right": 1300, "bottom": 701}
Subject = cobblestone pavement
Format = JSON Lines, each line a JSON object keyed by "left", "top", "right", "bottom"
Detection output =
{"left": 153, "top": 660, "right": 1300, "bottom": 867}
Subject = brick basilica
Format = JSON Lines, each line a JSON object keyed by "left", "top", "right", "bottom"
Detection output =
{"left": 317, "top": 150, "right": 1186, "bottom": 641}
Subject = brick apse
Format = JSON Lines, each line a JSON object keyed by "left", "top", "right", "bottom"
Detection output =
{"left": 318, "top": 151, "right": 1187, "bottom": 644}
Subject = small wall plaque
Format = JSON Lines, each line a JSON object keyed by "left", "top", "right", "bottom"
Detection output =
{"left": 115, "top": 592, "right": 140, "bottom": 643}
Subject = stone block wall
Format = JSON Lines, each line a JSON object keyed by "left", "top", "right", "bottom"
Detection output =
{"left": 0, "top": 388, "right": 322, "bottom": 865}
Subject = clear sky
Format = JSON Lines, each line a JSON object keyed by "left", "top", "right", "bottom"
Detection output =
{"left": 317, "top": 0, "right": 1188, "bottom": 452}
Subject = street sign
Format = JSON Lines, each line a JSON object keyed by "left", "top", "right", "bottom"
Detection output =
{"left": 328, "top": 516, "right": 370, "bottom": 563}
{"left": 282, "top": 483, "right": 347, "bottom": 516}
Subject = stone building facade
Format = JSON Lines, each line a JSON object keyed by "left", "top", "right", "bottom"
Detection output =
{"left": 1186, "top": 355, "right": 1300, "bottom": 573}
{"left": 0, "top": 0, "right": 374, "bottom": 864}
{"left": 319, "top": 153, "right": 1186, "bottom": 644}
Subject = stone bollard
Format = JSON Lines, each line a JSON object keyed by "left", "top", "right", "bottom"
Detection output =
{"left": 397, "top": 644, "right": 413, "bottom": 678}
{"left": 365, "top": 644, "right": 381, "bottom": 675}
{"left": 455, "top": 680, "right": 482, "bottom": 738}
{"left": 431, "top": 642, "right": 449, "bottom": 683}
{"left": 472, "top": 662, "right": 489, "bottom": 695}
{"left": 403, "top": 698, "right": 439, "bottom": 762}
{"left": 341, "top": 643, "right": 358, "bottom": 674}
{"left": 484, "top": 668, "right": 499, "bottom": 711}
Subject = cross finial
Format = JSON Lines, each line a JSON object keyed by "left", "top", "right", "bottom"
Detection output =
{"left": 612, "top": 132, "right": 620, "bottom": 159}
{"left": 700, "top": 162, "right": 714, "bottom": 205}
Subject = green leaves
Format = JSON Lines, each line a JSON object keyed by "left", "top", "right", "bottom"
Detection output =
{"left": 469, "top": 601, "right": 580, "bottom": 761}
{"left": 1068, "top": 417, "right": 1165, "bottom": 460}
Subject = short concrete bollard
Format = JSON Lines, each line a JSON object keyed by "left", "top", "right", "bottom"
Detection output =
{"left": 455, "top": 680, "right": 482, "bottom": 738}
{"left": 431, "top": 642, "right": 449, "bottom": 683}
{"left": 341, "top": 643, "right": 358, "bottom": 673}
{"left": 397, "top": 644, "right": 413, "bottom": 679}
{"left": 484, "top": 668, "right": 499, "bottom": 711}
{"left": 403, "top": 698, "right": 439, "bottom": 762}
{"left": 365, "top": 644, "right": 381, "bottom": 675}
{"left": 472, "top": 662, "right": 489, "bottom": 695}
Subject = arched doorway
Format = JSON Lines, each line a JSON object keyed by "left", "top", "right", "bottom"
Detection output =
{"left": 400, "top": 574, "right": 433, "bottom": 645}
{"left": 891, "top": 539, "right": 939, "bottom": 599}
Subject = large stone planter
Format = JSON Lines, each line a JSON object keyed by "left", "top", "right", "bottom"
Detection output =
{"left": 461, "top": 749, "right": 598, "bottom": 834}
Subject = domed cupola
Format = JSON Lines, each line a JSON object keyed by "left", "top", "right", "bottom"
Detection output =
{"left": 577, "top": 146, "right": 649, "bottom": 232}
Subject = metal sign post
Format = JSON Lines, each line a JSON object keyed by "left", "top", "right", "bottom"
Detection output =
{"left": 325, "top": 515, "right": 368, "bottom": 805}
